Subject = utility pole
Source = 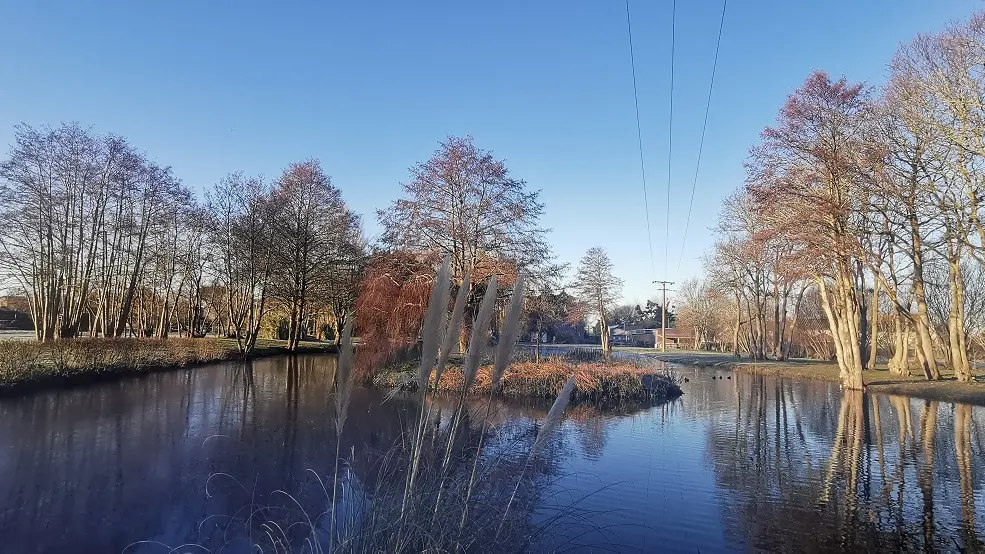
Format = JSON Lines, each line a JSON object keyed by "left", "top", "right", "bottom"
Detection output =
{"left": 653, "top": 280, "right": 674, "bottom": 352}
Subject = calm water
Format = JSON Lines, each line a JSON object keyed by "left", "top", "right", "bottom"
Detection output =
{"left": 0, "top": 355, "right": 982, "bottom": 553}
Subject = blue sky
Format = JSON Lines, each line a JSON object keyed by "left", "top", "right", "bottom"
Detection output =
{"left": 0, "top": 0, "right": 979, "bottom": 305}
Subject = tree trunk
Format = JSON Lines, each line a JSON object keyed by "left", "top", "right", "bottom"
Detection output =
{"left": 909, "top": 212, "right": 941, "bottom": 380}
{"left": 599, "top": 298, "right": 610, "bottom": 353}
{"left": 888, "top": 310, "right": 910, "bottom": 376}
{"left": 867, "top": 278, "right": 879, "bottom": 370}
{"left": 947, "top": 255, "right": 973, "bottom": 382}
{"left": 732, "top": 293, "right": 741, "bottom": 358}
{"left": 816, "top": 273, "right": 864, "bottom": 390}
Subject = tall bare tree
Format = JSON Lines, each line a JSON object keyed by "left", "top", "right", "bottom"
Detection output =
{"left": 378, "top": 136, "right": 556, "bottom": 349}
{"left": 206, "top": 173, "right": 278, "bottom": 354}
{"left": 268, "top": 160, "right": 361, "bottom": 351}
{"left": 746, "top": 71, "right": 879, "bottom": 390}
{"left": 571, "top": 247, "right": 622, "bottom": 353}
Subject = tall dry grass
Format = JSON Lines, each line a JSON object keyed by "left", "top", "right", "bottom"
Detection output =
{"left": 320, "top": 261, "right": 579, "bottom": 552}
{"left": 379, "top": 357, "right": 684, "bottom": 401}
{"left": 0, "top": 338, "right": 230, "bottom": 389}
{"left": 135, "top": 262, "right": 594, "bottom": 553}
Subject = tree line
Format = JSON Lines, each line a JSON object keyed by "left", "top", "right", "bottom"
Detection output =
{"left": 0, "top": 123, "right": 364, "bottom": 353}
{"left": 692, "top": 11, "right": 985, "bottom": 388}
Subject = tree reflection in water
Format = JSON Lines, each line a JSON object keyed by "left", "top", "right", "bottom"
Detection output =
{"left": 0, "top": 360, "right": 982, "bottom": 552}
{"left": 706, "top": 373, "right": 983, "bottom": 553}
{"left": 0, "top": 355, "right": 669, "bottom": 553}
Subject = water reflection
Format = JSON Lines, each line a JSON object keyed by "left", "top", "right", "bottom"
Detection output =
{"left": 0, "top": 359, "right": 981, "bottom": 552}
{"left": 0, "top": 356, "right": 667, "bottom": 553}
{"left": 702, "top": 373, "right": 983, "bottom": 553}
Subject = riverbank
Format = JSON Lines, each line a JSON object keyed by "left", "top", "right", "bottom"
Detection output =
{"left": 375, "top": 358, "right": 684, "bottom": 401}
{"left": 646, "top": 350, "right": 985, "bottom": 406}
{"left": 0, "top": 337, "right": 337, "bottom": 394}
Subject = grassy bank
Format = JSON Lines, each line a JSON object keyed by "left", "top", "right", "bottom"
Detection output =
{"left": 0, "top": 337, "right": 337, "bottom": 393}
{"left": 376, "top": 357, "right": 684, "bottom": 401}
{"left": 647, "top": 350, "right": 985, "bottom": 406}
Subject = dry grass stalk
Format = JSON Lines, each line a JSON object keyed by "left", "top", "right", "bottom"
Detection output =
{"left": 464, "top": 276, "right": 498, "bottom": 389}
{"left": 334, "top": 319, "right": 355, "bottom": 431}
{"left": 401, "top": 257, "right": 450, "bottom": 530}
{"left": 330, "top": 317, "right": 355, "bottom": 551}
{"left": 432, "top": 275, "right": 497, "bottom": 524}
{"left": 498, "top": 373, "right": 576, "bottom": 539}
{"left": 459, "top": 274, "right": 527, "bottom": 532}
{"left": 492, "top": 273, "right": 525, "bottom": 387}
{"left": 417, "top": 258, "right": 451, "bottom": 391}
{"left": 434, "top": 270, "right": 470, "bottom": 385}
{"left": 532, "top": 374, "right": 576, "bottom": 455}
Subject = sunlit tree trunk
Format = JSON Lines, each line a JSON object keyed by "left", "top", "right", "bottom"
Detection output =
{"left": 946, "top": 252, "right": 972, "bottom": 382}
{"left": 888, "top": 310, "right": 911, "bottom": 376}
{"left": 867, "top": 278, "right": 879, "bottom": 370}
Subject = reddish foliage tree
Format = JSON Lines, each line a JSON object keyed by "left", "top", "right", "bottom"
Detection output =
{"left": 352, "top": 251, "right": 438, "bottom": 381}
{"left": 745, "top": 71, "right": 879, "bottom": 389}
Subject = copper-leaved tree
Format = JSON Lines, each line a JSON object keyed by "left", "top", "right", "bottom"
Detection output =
{"left": 746, "top": 71, "right": 879, "bottom": 390}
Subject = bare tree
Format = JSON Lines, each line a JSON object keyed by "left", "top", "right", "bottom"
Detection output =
{"left": 675, "top": 278, "right": 731, "bottom": 351}
{"left": 268, "top": 160, "right": 361, "bottom": 351}
{"left": 0, "top": 123, "right": 191, "bottom": 341}
{"left": 206, "top": 173, "right": 278, "bottom": 354}
{"left": 571, "top": 247, "right": 622, "bottom": 353}
{"left": 746, "top": 71, "right": 879, "bottom": 390}
{"left": 378, "top": 136, "right": 556, "bottom": 347}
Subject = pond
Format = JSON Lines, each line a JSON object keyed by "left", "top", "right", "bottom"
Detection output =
{"left": 0, "top": 355, "right": 982, "bottom": 552}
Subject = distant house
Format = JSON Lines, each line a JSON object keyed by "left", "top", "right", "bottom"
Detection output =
{"left": 609, "top": 325, "right": 632, "bottom": 345}
{"left": 0, "top": 300, "right": 33, "bottom": 331}
{"left": 609, "top": 326, "right": 683, "bottom": 348}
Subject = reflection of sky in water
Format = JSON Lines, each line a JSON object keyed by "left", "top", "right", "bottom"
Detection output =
{"left": 545, "top": 404, "right": 731, "bottom": 552}
{"left": 0, "top": 356, "right": 981, "bottom": 553}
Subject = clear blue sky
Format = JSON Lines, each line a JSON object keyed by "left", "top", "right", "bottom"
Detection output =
{"left": 0, "top": 0, "right": 979, "bottom": 305}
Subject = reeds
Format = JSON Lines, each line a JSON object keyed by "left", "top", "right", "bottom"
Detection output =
{"left": 379, "top": 358, "right": 684, "bottom": 401}
{"left": 322, "top": 261, "right": 579, "bottom": 552}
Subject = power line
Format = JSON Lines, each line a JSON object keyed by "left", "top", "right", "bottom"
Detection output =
{"left": 677, "top": 0, "right": 728, "bottom": 272}
{"left": 624, "top": 0, "right": 656, "bottom": 280}
{"left": 664, "top": 0, "right": 676, "bottom": 283}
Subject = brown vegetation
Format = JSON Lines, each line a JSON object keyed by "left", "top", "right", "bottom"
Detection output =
{"left": 377, "top": 358, "right": 683, "bottom": 401}
{"left": 0, "top": 337, "right": 336, "bottom": 391}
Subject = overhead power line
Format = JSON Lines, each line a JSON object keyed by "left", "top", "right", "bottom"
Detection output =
{"left": 664, "top": 0, "right": 676, "bottom": 284}
{"left": 624, "top": 0, "right": 656, "bottom": 280}
{"left": 677, "top": 0, "right": 728, "bottom": 272}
